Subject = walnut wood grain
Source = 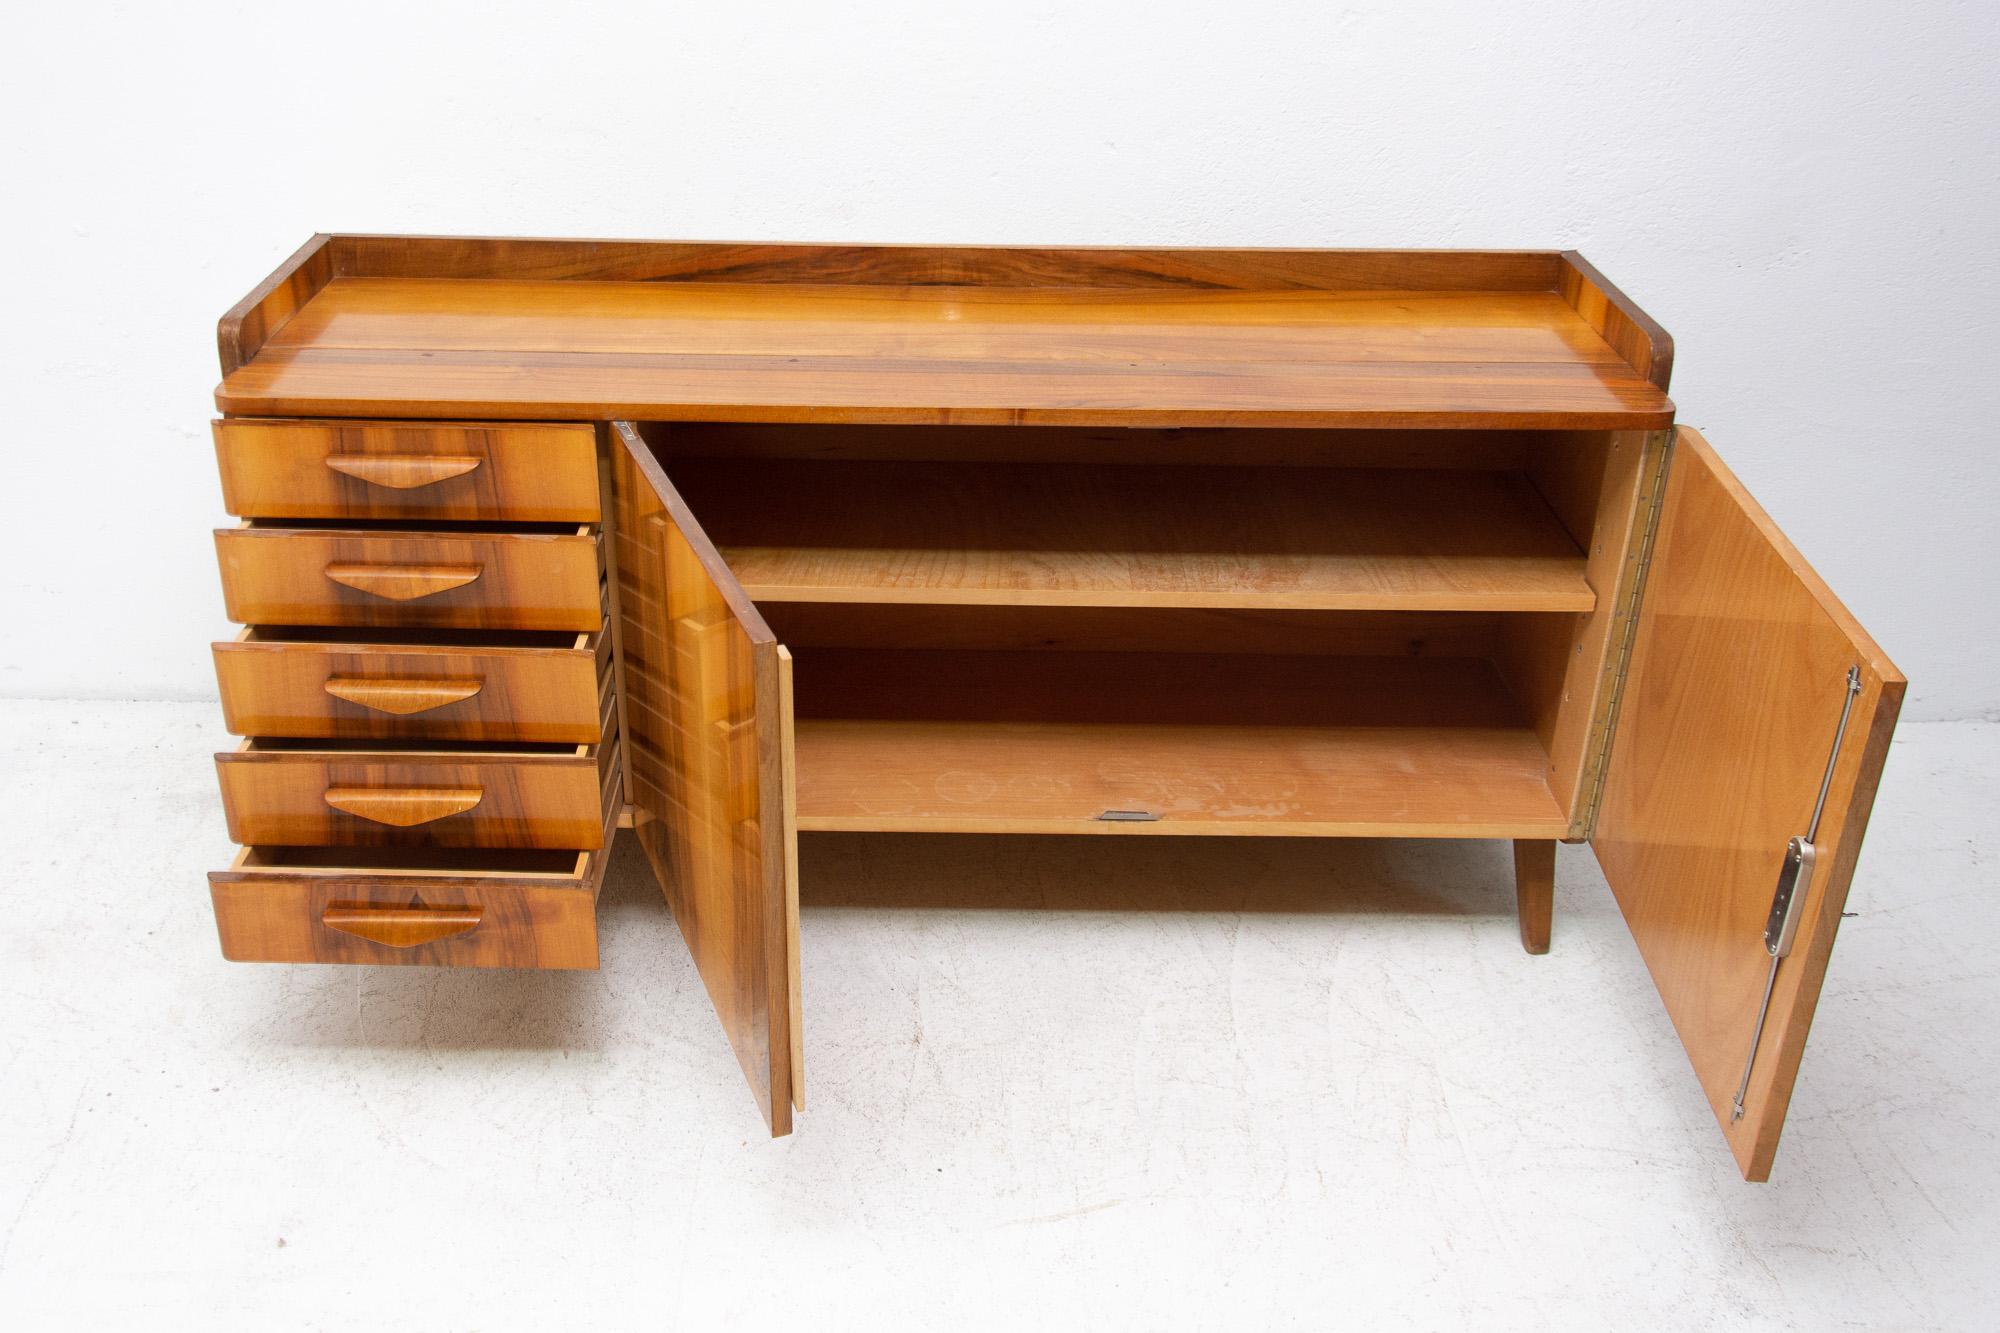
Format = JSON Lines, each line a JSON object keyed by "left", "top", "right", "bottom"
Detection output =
{"left": 214, "top": 627, "right": 606, "bottom": 742}
{"left": 216, "top": 741, "right": 610, "bottom": 849}
{"left": 323, "top": 455, "right": 482, "bottom": 488}
{"left": 196, "top": 237, "right": 1919, "bottom": 1185}
{"left": 213, "top": 418, "right": 600, "bottom": 521}
{"left": 215, "top": 524, "right": 601, "bottom": 630}
{"left": 674, "top": 459, "right": 1594, "bottom": 612}
{"left": 761, "top": 604, "right": 1505, "bottom": 659}
{"left": 1591, "top": 427, "right": 1903, "bottom": 1181}
{"left": 326, "top": 237, "right": 1569, "bottom": 291}
{"left": 660, "top": 422, "right": 1545, "bottom": 470}
{"left": 321, "top": 675, "right": 485, "bottom": 715}
{"left": 210, "top": 845, "right": 604, "bottom": 969}
{"left": 1558, "top": 252, "right": 1674, "bottom": 389}
{"left": 322, "top": 784, "right": 486, "bottom": 826}
{"left": 219, "top": 279, "right": 1673, "bottom": 429}
{"left": 321, "top": 903, "right": 483, "bottom": 948}
{"left": 791, "top": 650, "right": 1566, "bottom": 837}
{"left": 217, "top": 234, "right": 333, "bottom": 375}
{"left": 609, "top": 421, "right": 795, "bottom": 1134}
{"left": 323, "top": 561, "right": 484, "bottom": 600}
{"left": 213, "top": 241, "right": 1675, "bottom": 429}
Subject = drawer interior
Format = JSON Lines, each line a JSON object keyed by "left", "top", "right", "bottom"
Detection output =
{"left": 235, "top": 736, "right": 593, "bottom": 758}
{"left": 234, "top": 625, "right": 596, "bottom": 649}
{"left": 227, "top": 845, "right": 591, "bottom": 879}
{"left": 237, "top": 518, "right": 594, "bottom": 536}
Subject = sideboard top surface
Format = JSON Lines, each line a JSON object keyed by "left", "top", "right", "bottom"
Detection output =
{"left": 215, "top": 237, "right": 1675, "bottom": 429}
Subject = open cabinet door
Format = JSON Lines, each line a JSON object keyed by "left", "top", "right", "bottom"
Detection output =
{"left": 1592, "top": 427, "right": 1903, "bottom": 1179}
{"left": 607, "top": 422, "right": 801, "bottom": 1135}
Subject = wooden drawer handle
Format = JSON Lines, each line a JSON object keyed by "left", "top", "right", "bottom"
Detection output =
{"left": 324, "top": 785, "right": 485, "bottom": 826}
{"left": 325, "top": 455, "right": 482, "bottom": 489}
{"left": 324, "top": 676, "right": 484, "bottom": 715}
{"left": 324, "top": 562, "right": 482, "bottom": 600}
{"left": 323, "top": 903, "right": 483, "bottom": 948}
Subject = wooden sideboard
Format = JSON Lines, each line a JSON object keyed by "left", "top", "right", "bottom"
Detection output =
{"left": 204, "top": 236, "right": 1902, "bottom": 1179}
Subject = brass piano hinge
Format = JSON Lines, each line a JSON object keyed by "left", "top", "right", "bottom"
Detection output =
{"left": 1573, "top": 428, "right": 1677, "bottom": 840}
{"left": 1730, "top": 665, "right": 1864, "bottom": 1121}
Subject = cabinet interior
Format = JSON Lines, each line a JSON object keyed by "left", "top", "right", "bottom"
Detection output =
{"left": 635, "top": 423, "right": 1640, "bottom": 838}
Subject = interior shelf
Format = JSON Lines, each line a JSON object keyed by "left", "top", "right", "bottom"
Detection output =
{"left": 673, "top": 460, "right": 1595, "bottom": 613}
{"left": 789, "top": 650, "right": 1568, "bottom": 837}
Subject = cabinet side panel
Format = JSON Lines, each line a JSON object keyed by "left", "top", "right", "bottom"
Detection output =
{"left": 1495, "top": 430, "right": 1666, "bottom": 826}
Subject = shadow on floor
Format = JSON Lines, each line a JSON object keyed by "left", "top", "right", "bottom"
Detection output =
{"left": 798, "top": 830, "right": 1524, "bottom": 918}
{"left": 261, "top": 832, "right": 1529, "bottom": 1056}
{"left": 262, "top": 836, "right": 670, "bottom": 1054}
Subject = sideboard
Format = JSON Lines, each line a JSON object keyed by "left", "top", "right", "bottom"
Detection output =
{"left": 203, "top": 236, "right": 1902, "bottom": 1180}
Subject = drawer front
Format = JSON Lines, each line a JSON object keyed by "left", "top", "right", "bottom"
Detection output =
{"left": 216, "top": 526, "right": 603, "bottom": 630}
{"left": 218, "top": 745, "right": 612, "bottom": 849}
{"left": 214, "top": 419, "right": 600, "bottom": 522}
{"left": 209, "top": 850, "right": 602, "bottom": 969}
{"left": 214, "top": 630, "right": 609, "bottom": 742}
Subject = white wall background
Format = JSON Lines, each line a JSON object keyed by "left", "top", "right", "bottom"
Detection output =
{"left": 4, "top": 0, "right": 1995, "bottom": 718}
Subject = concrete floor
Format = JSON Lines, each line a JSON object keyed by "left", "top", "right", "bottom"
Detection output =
{"left": 1, "top": 699, "right": 1994, "bottom": 1329}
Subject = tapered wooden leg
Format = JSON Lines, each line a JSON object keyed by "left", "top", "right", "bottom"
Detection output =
{"left": 1512, "top": 840, "right": 1555, "bottom": 955}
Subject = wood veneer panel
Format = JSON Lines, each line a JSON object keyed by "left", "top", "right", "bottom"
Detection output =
{"left": 1592, "top": 427, "right": 1902, "bottom": 1181}
{"left": 274, "top": 281, "right": 1629, "bottom": 359}
{"left": 209, "top": 845, "right": 603, "bottom": 969}
{"left": 215, "top": 743, "right": 608, "bottom": 849}
{"left": 217, "top": 276, "right": 1674, "bottom": 429}
{"left": 763, "top": 604, "right": 1503, "bottom": 659}
{"left": 609, "top": 423, "right": 794, "bottom": 1134}
{"left": 214, "top": 524, "right": 602, "bottom": 630}
{"left": 1558, "top": 252, "right": 1674, "bottom": 389}
{"left": 675, "top": 460, "right": 1594, "bottom": 612}
{"left": 213, "top": 418, "right": 599, "bottom": 521}
{"left": 662, "top": 423, "right": 1538, "bottom": 470}
{"left": 791, "top": 651, "right": 1566, "bottom": 837}
{"left": 213, "top": 628, "right": 605, "bottom": 742}
{"left": 217, "top": 234, "right": 333, "bottom": 375}
{"left": 328, "top": 237, "right": 1567, "bottom": 291}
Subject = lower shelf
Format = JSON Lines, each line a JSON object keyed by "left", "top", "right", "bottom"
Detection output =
{"left": 790, "top": 650, "right": 1568, "bottom": 837}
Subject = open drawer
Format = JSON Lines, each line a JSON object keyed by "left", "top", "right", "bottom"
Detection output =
{"left": 210, "top": 845, "right": 609, "bottom": 969}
